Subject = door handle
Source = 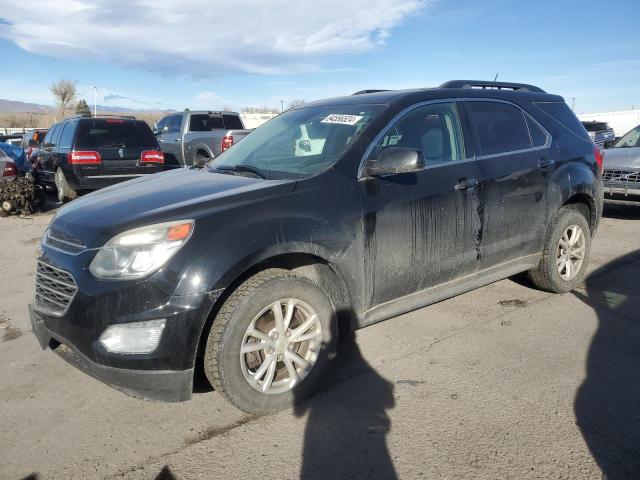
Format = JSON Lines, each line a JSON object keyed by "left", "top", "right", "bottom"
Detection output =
{"left": 538, "top": 158, "right": 555, "bottom": 170}
{"left": 455, "top": 178, "right": 479, "bottom": 191}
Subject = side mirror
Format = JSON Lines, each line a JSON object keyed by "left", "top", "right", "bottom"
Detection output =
{"left": 43, "top": 142, "right": 54, "bottom": 150}
{"left": 152, "top": 123, "right": 159, "bottom": 134}
{"left": 363, "top": 147, "right": 425, "bottom": 177}
{"left": 28, "top": 140, "right": 38, "bottom": 147}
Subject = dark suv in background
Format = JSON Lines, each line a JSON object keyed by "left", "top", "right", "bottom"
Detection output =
{"left": 30, "top": 80, "right": 603, "bottom": 414}
{"left": 582, "top": 120, "right": 616, "bottom": 149}
{"left": 33, "top": 116, "right": 164, "bottom": 202}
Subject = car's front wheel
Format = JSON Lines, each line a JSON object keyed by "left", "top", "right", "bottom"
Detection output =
{"left": 203, "top": 269, "right": 337, "bottom": 414}
{"left": 529, "top": 207, "right": 591, "bottom": 293}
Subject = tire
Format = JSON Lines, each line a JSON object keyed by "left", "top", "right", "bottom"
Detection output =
{"left": 54, "top": 168, "right": 77, "bottom": 203}
{"left": 529, "top": 207, "right": 591, "bottom": 293}
{"left": 204, "top": 268, "right": 338, "bottom": 414}
{"left": 193, "top": 152, "right": 209, "bottom": 168}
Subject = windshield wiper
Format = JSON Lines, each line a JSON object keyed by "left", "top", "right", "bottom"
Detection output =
{"left": 213, "top": 164, "right": 270, "bottom": 179}
{"left": 100, "top": 143, "right": 126, "bottom": 148}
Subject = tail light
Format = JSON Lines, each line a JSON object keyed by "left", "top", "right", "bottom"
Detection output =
{"left": 141, "top": 150, "right": 164, "bottom": 164}
{"left": 2, "top": 162, "right": 17, "bottom": 178}
{"left": 221, "top": 135, "right": 234, "bottom": 152}
{"left": 594, "top": 147, "right": 604, "bottom": 173}
{"left": 67, "top": 151, "right": 102, "bottom": 165}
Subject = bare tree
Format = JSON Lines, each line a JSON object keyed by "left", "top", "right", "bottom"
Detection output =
{"left": 287, "top": 99, "right": 306, "bottom": 110}
{"left": 241, "top": 106, "right": 280, "bottom": 114}
{"left": 50, "top": 79, "right": 77, "bottom": 121}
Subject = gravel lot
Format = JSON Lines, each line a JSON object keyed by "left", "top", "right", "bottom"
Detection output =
{"left": 1, "top": 201, "right": 639, "bottom": 480}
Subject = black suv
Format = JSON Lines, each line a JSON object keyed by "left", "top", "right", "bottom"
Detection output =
{"left": 30, "top": 81, "right": 603, "bottom": 414}
{"left": 33, "top": 116, "right": 164, "bottom": 202}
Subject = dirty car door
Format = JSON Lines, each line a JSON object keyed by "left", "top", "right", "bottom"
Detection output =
{"left": 464, "top": 101, "right": 551, "bottom": 268}
{"left": 360, "top": 102, "right": 483, "bottom": 308}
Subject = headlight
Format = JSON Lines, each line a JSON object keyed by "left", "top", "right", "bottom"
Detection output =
{"left": 89, "top": 220, "right": 194, "bottom": 280}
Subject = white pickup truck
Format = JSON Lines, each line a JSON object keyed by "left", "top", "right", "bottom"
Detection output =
{"left": 154, "top": 111, "right": 252, "bottom": 168}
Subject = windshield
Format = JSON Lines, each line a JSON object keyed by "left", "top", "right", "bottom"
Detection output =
{"left": 208, "top": 104, "right": 383, "bottom": 179}
{"left": 614, "top": 125, "right": 640, "bottom": 148}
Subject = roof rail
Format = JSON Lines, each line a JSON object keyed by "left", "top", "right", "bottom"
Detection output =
{"left": 68, "top": 114, "right": 137, "bottom": 120}
{"left": 352, "top": 89, "right": 390, "bottom": 95}
{"left": 439, "top": 80, "right": 546, "bottom": 94}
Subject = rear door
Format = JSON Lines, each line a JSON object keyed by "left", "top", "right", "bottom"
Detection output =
{"left": 72, "top": 119, "right": 161, "bottom": 179}
{"left": 464, "top": 100, "right": 552, "bottom": 268}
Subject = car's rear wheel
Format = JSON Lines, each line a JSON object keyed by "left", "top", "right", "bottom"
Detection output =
{"left": 55, "top": 168, "right": 77, "bottom": 203}
{"left": 203, "top": 269, "right": 337, "bottom": 414}
{"left": 529, "top": 207, "right": 591, "bottom": 293}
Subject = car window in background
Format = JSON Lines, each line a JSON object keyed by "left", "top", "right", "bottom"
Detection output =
{"left": 468, "top": 101, "right": 532, "bottom": 156}
{"left": 74, "top": 120, "right": 156, "bottom": 148}
{"left": 167, "top": 115, "right": 183, "bottom": 134}
{"left": 373, "top": 102, "right": 465, "bottom": 165}
{"left": 614, "top": 125, "right": 640, "bottom": 148}
{"left": 59, "top": 123, "right": 75, "bottom": 149}
{"left": 209, "top": 104, "right": 383, "bottom": 179}
{"left": 534, "top": 102, "right": 592, "bottom": 142}
{"left": 223, "top": 114, "right": 244, "bottom": 130}
{"left": 43, "top": 125, "right": 58, "bottom": 146}
{"left": 51, "top": 124, "right": 63, "bottom": 146}
{"left": 189, "top": 114, "right": 224, "bottom": 131}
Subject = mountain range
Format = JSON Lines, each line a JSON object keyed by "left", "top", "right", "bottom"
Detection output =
{"left": 0, "top": 98, "right": 171, "bottom": 114}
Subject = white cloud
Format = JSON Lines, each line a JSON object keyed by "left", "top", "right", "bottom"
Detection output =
{"left": 0, "top": 0, "right": 427, "bottom": 76}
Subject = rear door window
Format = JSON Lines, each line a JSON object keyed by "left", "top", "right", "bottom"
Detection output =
{"left": 223, "top": 114, "right": 244, "bottom": 130}
{"left": 373, "top": 102, "right": 466, "bottom": 165}
{"left": 44, "top": 125, "right": 58, "bottom": 146}
{"left": 468, "top": 101, "right": 532, "bottom": 156}
{"left": 74, "top": 119, "right": 156, "bottom": 148}
{"left": 526, "top": 117, "right": 548, "bottom": 148}
{"left": 189, "top": 114, "right": 224, "bottom": 131}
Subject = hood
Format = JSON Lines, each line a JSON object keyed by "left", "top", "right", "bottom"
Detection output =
{"left": 51, "top": 168, "right": 295, "bottom": 247}
{"left": 603, "top": 147, "right": 640, "bottom": 169}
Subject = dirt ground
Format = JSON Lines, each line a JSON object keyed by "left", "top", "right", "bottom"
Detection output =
{"left": 1, "top": 200, "right": 639, "bottom": 480}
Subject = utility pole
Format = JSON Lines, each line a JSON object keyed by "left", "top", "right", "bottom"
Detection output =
{"left": 93, "top": 86, "right": 97, "bottom": 116}
{"left": 280, "top": 100, "right": 284, "bottom": 113}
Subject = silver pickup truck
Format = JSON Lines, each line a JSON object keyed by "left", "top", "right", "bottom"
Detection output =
{"left": 154, "top": 111, "right": 252, "bottom": 167}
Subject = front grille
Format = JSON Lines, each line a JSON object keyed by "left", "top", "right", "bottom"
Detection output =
{"left": 44, "top": 230, "right": 87, "bottom": 254}
{"left": 603, "top": 169, "right": 640, "bottom": 183}
{"left": 34, "top": 261, "right": 78, "bottom": 316}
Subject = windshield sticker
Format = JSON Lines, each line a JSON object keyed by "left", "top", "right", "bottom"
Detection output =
{"left": 321, "top": 114, "right": 364, "bottom": 126}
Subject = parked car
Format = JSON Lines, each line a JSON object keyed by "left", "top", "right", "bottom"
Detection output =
{"left": 602, "top": 123, "right": 640, "bottom": 204}
{"left": 0, "top": 147, "right": 17, "bottom": 181}
{"left": 3, "top": 136, "right": 24, "bottom": 147}
{"left": 33, "top": 116, "right": 164, "bottom": 203}
{"left": 30, "top": 80, "right": 603, "bottom": 414}
{"left": 582, "top": 121, "right": 616, "bottom": 149}
{"left": 154, "top": 110, "right": 252, "bottom": 168}
{"left": 21, "top": 129, "right": 48, "bottom": 161}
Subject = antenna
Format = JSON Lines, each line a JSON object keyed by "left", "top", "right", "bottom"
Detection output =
{"left": 493, "top": 73, "right": 499, "bottom": 82}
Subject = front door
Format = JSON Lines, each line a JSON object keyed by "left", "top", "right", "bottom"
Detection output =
{"left": 359, "top": 101, "right": 483, "bottom": 309}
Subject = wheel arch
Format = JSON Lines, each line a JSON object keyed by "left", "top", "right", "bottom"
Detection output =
{"left": 563, "top": 193, "right": 597, "bottom": 233}
{"left": 195, "top": 248, "right": 352, "bottom": 360}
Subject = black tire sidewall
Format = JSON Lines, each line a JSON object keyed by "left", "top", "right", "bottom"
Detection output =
{"left": 546, "top": 209, "right": 591, "bottom": 292}
{"left": 209, "top": 275, "right": 337, "bottom": 414}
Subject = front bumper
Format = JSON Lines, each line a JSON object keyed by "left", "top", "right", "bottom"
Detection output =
{"left": 31, "top": 305, "right": 193, "bottom": 402}
{"left": 603, "top": 182, "right": 640, "bottom": 204}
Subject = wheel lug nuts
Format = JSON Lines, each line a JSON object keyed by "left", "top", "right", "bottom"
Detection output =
{"left": 285, "top": 330, "right": 291, "bottom": 338}
{"left": 266, "top": 347, "right": 274, "bottom": 354}
{"left": 271, "top": 332, "right": 279, "bottom": 340}
{"left": 288, "top": 344, "right": 294, "bottom": 351}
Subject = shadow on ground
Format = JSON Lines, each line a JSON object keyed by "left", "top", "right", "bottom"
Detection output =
{"left": 294, "top": 333, "right": 397, "bottom": 480}
{"left": 602, "top": 203, "right": 640, "bottom": 220}
{"left": 574, "top": 249, "right": 640, "bottom": 479}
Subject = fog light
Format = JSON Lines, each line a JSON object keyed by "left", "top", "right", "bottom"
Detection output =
{"left": 99, "top": 319, "right": 166, "bottom": 354}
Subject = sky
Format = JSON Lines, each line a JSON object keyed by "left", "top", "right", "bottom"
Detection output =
{"left": 0, "top": 0, "right": 638, "bottom": 114}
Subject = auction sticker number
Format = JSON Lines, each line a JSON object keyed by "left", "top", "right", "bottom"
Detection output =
{"left": 321, "top": 114, "right": 364, "bottom": 126}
